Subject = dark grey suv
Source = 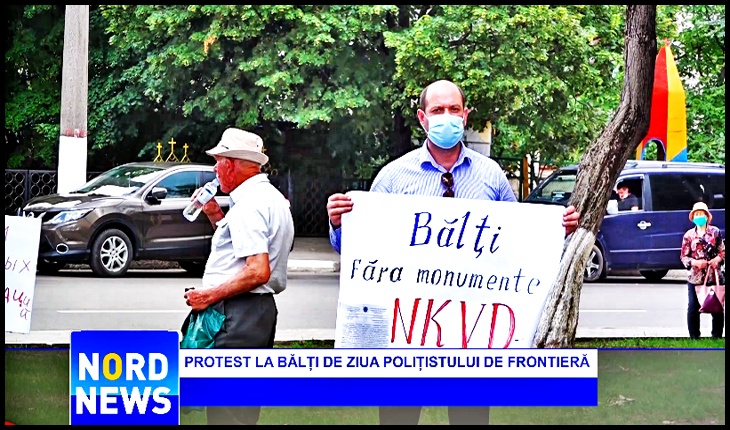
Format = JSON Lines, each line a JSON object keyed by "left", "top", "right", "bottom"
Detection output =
{"left": 20, "top": 162, "right": 230, "bottom": 277}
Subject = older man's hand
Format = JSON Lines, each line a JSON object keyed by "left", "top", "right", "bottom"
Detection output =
{"left": 184, "top": 287, "right": 214, "bottom": 311}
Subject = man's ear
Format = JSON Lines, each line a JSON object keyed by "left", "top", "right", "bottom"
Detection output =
{"left": 463, "top": 107, "right": 470, "bottom": 124}
{"left": 417, "top": 109, "right": 427, "bottom": 129}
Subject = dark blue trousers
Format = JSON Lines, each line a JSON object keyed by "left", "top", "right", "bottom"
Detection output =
{"left": 687, "top": 283, "right": 724, "bottom": 339}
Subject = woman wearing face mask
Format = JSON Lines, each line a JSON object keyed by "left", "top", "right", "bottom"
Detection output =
{"left": 680, "top": 201, "right": 725, "bottom": 339}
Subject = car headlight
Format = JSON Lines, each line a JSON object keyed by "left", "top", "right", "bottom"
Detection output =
{"left": 46, "top": 209, "right": 92, "bottom": 225}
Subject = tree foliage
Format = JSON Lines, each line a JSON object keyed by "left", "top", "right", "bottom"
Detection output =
{"left": 4, "top": 5, "right": 725, "bottom": 175}
{"left": 98, "top": 5, "right": 400, "bottom": 176}
{"left": 386, "top": 7, "right": 622, "bottom": 160}
{"left": 673, "top": 5, "right": 725, "bottom": 163}
{"left": 5, "top": 5, "right": 64, "bottom": 168}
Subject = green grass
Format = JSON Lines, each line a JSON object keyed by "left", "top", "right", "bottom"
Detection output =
{"left": 575, "top": 337, "right": 725, "bottom": 349}
{"left": 5, "top": 341, "right": 726, "bottom": 425}
{"left": 5, "top": 349, "right": 70, "bottom": 425}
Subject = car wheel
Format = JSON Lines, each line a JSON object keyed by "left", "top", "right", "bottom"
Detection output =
{"left": 639, "top": 269, "right": 669, "bottom": 282}
{"left": 90, "top": 228, "right": 133, "bottom": 277}
{"left": 37, "top": 259, "right": 66, "bottom": 275}
{"left": 178, "top": 260, "right": 206, "bottom": 277}
{"left": 584, "top": 244, "right": 605, "bottom": 283}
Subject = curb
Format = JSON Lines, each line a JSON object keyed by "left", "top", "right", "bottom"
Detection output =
{"left": 4, "top": 329, "right": 337, "bottom": 346}
{"left": 3, "top": 329, "right": 340, "bottom": 346}
{"left": 287, "top": 260, "right": 340, "bottom": 273}
{"left": 60, "top": 260, "right": 341, "bottom": 274}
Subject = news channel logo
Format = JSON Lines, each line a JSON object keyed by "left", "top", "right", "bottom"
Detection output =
{"left": 70, "top": 330, "right": 179, "bottom": 425}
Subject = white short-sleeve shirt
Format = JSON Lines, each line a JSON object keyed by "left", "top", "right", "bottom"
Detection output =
{"left": 201, "top": 173, "right": 295, "bottom": 294}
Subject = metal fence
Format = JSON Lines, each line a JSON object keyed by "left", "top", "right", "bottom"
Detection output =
{"left": 5, "top": 157, "right": 522, "bottom": 238}
{"left": 5, "top": 169, "right": 103, "bottom": 217}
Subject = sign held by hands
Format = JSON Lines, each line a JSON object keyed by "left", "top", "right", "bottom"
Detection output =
{"left": 5, "top": 215, "right": 42, "bottom": 334}
{"left": 335, "top": 191, "right": 565, "bottom": 349}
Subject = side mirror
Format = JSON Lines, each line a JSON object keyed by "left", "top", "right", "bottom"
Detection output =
{"left": 145, "top": 187, "right": 168, "bottom": 204}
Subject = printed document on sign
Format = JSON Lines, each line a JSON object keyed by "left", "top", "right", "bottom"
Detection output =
{"left": 335, "top": 302, "right": 390, "bottom": 348}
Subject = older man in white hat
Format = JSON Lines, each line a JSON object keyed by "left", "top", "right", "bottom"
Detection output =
{"left": 183, "top": 127, "right": 295, "bottom": 425}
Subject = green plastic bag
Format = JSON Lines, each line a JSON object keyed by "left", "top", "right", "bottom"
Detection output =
{"left": 179, "top": 307, "right": 225, "bottom": 416}
{"left": 180, "top": 307, "right": 226, "bottom": 349}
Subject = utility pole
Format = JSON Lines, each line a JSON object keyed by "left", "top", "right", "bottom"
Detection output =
{"left": 58, "top": 5, "right": 89, "bottom": 193}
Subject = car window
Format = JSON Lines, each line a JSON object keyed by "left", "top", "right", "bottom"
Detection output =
{"left": 74, "top": 165, "right": 165, "bottom": 196}
{"left": 202, "top": 171, "right": 229, "bottom": 197}
{"left": 528, "top": 171, "right": 577, "bottom": 204}
{"left": 650, "top": 173, "right": 721, "bottom": 211}
{"left": 614, "top": 177, "right": 644, "bottom": 211}
{"left": 707, "top": 174, "right": 725, "bottom": 209}
{"left": 155, "top": 171, "right": 201, "bottom": 199}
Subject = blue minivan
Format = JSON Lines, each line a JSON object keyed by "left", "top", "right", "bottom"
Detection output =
{"left": 524, "top": 160, "right": 725, "bottom": 282}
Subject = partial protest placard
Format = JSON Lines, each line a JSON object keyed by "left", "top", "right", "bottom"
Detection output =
{"left": 334, "top": 191, "right": 565, "bottom": 349}
{"left": 5, "top": 215, "right": 42, "bottom": 334}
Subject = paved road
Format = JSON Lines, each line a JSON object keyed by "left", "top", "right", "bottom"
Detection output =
{"left": 7, "top": 268, "right": 718, "bottom": 345}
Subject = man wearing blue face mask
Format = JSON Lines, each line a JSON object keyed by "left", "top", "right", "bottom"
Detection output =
{"left": 326, "top": 79, "right": 581, "bottom": 425}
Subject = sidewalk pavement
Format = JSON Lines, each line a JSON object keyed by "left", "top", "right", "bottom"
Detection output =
{"left": 287, "top": 237, "right": 340, "bottom": 273}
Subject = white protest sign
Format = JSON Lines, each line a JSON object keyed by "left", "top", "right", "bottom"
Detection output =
{"left": 5, "top": 215, "right": 42, "bottom": 334}
{"left": 335, "top": 191, "right": 565, "bottom": 349}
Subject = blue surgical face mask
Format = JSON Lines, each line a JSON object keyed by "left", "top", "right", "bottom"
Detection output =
{"left": 693, "top": 215, "right": 708, "bottom": 227}
{"left": 426, "top": 113, "right": 465, "bottom": 149}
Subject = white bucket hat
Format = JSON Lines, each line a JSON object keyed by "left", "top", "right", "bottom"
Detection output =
{"left": 689, "top": 201, "right": 712, "bottom": 224}
{"left": 205, "top": 128, "right": 269, "bottom": 165}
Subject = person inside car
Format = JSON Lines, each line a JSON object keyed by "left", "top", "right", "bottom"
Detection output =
{"left": 616, "top": 181, "right": 640, "bottom": 211}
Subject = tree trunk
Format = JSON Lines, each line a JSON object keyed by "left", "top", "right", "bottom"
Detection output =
{"left": 392, "top": 110, "right": 412, "bottom": 159}
{"left": 57, "top": 5, "right": 90, "bottom": 194}
{"left": 532, "top": 5, "right": 658, "bottom": 348}
{"left": 391, "top": 5, "right": 413, "bottom": 160}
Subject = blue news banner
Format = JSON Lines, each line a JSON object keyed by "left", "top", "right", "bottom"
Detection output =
{"left": 70, "top": 330, "right": 598, "bottom": 425}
